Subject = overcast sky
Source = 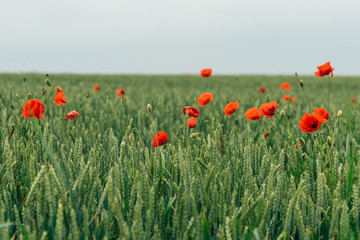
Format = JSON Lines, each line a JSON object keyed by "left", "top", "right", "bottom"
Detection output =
{"left": 1, "top": 0, "right": 359, "bottom": 75}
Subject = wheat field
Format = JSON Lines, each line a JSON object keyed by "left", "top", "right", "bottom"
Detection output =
{"left": 1, "top": 73, "right": 360, "bottom": 239}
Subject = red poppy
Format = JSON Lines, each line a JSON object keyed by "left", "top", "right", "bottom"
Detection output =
{"left": 197, "top": 93, "right": 214, "bottom": 107}
{"left": 244, "top": 107, "right": 261, "bottom": 120}
{"left": 183, "top": 106, "right": 200, "bottom": 118}
{"left": 351, "top": 98, "right": 356, "bottom": 103}
{"left": 315, "top": 62, "right": 334, "bottom": 77}
{"left": 259, "top": 87, "right": 266, "bottom": 93}
{"left": 314, "top": 107, "right": 329, "bottom": 122}
{"left": 299, "top": 112, "right": 326, "bottom": 133}
{"left": 264, "top": 131, "right": 269, "bottom": 139}
{"left": 152, "top": 131, "right": 168, "bottom": 147}
{"left": 54, "top": 87, "right": 66, "bottom": 105}
{"left": 65, "top": 111, "right": 79, "bottom": 120}
{"left": 295, "top": 141, "right": 304, "bottom": 149}
{"left": 292, "top": 97, "right": 297, "bottom": 103}
{"left": 224, "top": 101, "right": 239, "bottom": 116}
{"left": 280, "top": 82, "right": 291, "bottom": 90}
{"left": 200, "top": 68, "right": 212, "bottom": 78}
{"left": 22, "top": 99, "right": 45, "bottom": 119}
{"left": 116, "top": 88, "right": 125, "bottom": 98}
{"left": 55, "top": 87, "right": 63, "bottom": 94}
{"left": 94, "top": 84, "right": 100, "bottom": 91}
{"left": 282, "top": 94, "right": 291, "bottom": 101}
{"left": 259, "top": 101, "right": 278, "bottom": 118}
{"left": 188, "top": 117, "right": 197, "bottom": 128}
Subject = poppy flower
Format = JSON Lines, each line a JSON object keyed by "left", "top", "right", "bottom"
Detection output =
{"left": 188, "top": 117, "right": 197, "bottom": 128}
{"left": 292, "top": 97, "right": 297, "bottom": 103}
{"left": 183, "top": 106, "right": 200, "bottom": 118}
{"left": 295, "top": 141, "right": 304, "bottom": 149}
{"left": 65, "top": 111, "right": 79, "bottom": 120}
{"left": 259, "top": 101, "right": 278, "bottom": 118}
{"left": 280, "top": 82, "right": 291, "bottom": 90}
{"left": 259, "top": 87, "right": 266, "bottom": 93}
{"left": 224, "top": 101, "right": 239, "bottom": 116}
{"left": 54, "top": 87, "right": 66, "bottom": 105}
{"left": 314, "top": 107, "right": 329, "bottom": 122}
{"left": 55, "top": 87, "right": 63, "bottom": 94}
{"left": 315, "top": 62, "right": 334, "bottom": 77}
{"left": 200, "top": 68, "right": 212, "bottom": 78}
{"left": 22, "top": 99, "right": 45, "bottom": 119}
{"left": 152, "top": 131, "right": 168, "bottom": 147}
{"left": 282, "top": 94, "right": 291, "bottom": 101}
{"left": 197, "top": 93, "right": 214, "bottom": 107}
{"left": 94, "top": 84, "right": 100, "bottom": 91}
{"left": 351, "top": 98, "right": 356, "bottom": 103}
{"left": 244, "top": 107, "right": 261, "bottom": 120}
{"left": 264, "top": 130, "right": 269, "bottom": 139}
{"left": 299, "top": 112, "right": 326, "bottom": 133}
{"left": 116, "top": 88, "right": 125, "bottom": 98}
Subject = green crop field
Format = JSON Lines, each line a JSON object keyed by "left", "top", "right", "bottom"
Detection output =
{"left": 1, "top": 73, "right": 360, "bottom": 239}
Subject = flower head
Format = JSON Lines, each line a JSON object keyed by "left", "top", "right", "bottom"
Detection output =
{"left": 152, "top": 131, "right": 168, "bottom": 147}
{"left": 292, "top": 97, "right": 297, "bottom": 103}
{"left": 116, "top": 88, "right": 125, "bottom": 98}
{"left": 224, "top": 101, "right": 239, "bottom": 116}
{"left": 22, "top": 99, "right": 45, "bottom": 119}
{"left": 280, "top": 82, "right": 291, "bottom": 90}
{"left": 94, "top": 84, "right": 100, "bottom": 91}
{"left": 282, "top": 94, "right": 291, "bottom": 101}
{"left": 315, "top": 62, "right": 334, "bottom": 77}
{"left": 183, "top": 106, "right": 200, "bottom": 118}
{"left": 259, "top": 87, "right": 266, "bottom": 93}
{"left": 314, "top": 107, "right": 329, "bottom": 122}
{"left": 299, "top": 112, "right": 326, "bottom": 133}
{"left": 200, "top": 68, "right": 212, "bottom": 78}
{"left": 197, "top": 93, "right": 214, "bottom": 107}
{"left": 244, "top": 107, "right": 261, "bottom": 120}
{"left": 65, "top": 111, "right": 79, "bottom": 120}
{"left": 259, "top": 101, "right": 278, "bottom": 118}
{"left": 351, "top": 98, "right": 356, "bottom": 103}
{"left": 188, "top": 117, "right": 197, "bottom": 128}
{"left": 54, "top": 87, "right": 66, "bottom": 105}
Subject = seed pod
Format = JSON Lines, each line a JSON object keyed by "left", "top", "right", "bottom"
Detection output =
{"left": 300, "top": 79, "right": 304, "bottom": 88}
{"left": 280, "top": 109, "right": 285, "bottom": 118}
{"left": 327, "top": 136, "right": 332, "bottom": 145}
{"left": 337, "top": 110, "right": 343, "bottom": 117}
{"left": 147, "top": 103, "right": 152, "bottom": 113}
{"left": 190, "top": 133, "right": 200, "bottom": 139}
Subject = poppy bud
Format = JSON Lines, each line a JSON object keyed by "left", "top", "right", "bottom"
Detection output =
{"left": 45, "top": 79, "right": 51, "bottom": 87}
{"left": 86, "top": 93, "right": 90, "bottom": 99}
{"left": 23, "top": 77, "right": 26, "bottom": 82}
{"left": 299, "top": 80, "right": 304, "bottom": 88}
{"left": 280, "top": 109, "right": 285, "bottom": 118}
{"left": 27, "top": 93, "right": 32, "bottom": 99}
{"left": 287, "top": 115, "right": 291, "bottom": 120}
{"left": 16, "top": 94, "right": 19, "bottom": 99}
{"left": 45, "top": 73, "right": 49, "bottom": 77}
{"left": 147, "top": 104, "right": 152, "bottom": 113}
{"left": 129, "top": 133, "right": 135, "bottom": 142}
{"left": 327, "top": 136, "right": 332, "bottom": 145}
{"left": 121, "top": 141, "right": 125, "bottom": 148}
{"left": 10, "top": 103, "right": 14, "bottom": 110}
{"left": 337, "top": 110, "right": 342, "bottom": 117}
{"left": 190, "top": 133, "right": 200, "bottom": 139}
